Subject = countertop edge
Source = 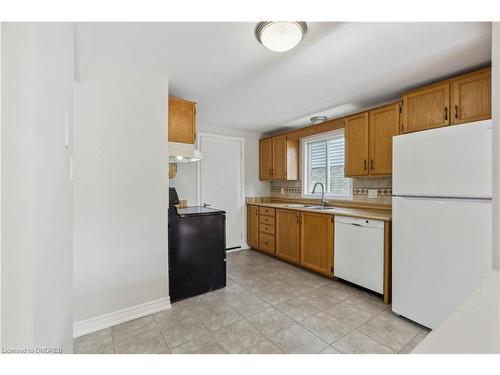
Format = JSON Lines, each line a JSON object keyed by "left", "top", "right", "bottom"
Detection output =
{"left": 247, "top": 201, "right": 392, "bottom": 221}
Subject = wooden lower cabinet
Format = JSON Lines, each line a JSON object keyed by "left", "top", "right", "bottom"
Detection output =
{"left": 275, "top": 209, "right": 300, "bottom": 264}
{"left": 300, "top": 212, "right": 334, "bottom": 277}
{"left": 255, "top": 206, "right": 276, "bottom": 255}
{"left": 259, "top": 232, "right": 275, "bottom": 255}
{"left": 247, "top": 205, "right": 392, "bottom": 303}
{"left": 247, "top": 205, "right": 259, "bottom": 249}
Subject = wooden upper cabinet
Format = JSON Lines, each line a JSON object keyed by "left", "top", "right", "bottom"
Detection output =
{"left": 300, "top": 212, "right": 333, "bottom": 277}
{"left": 272, "top": 135, "right": 287, "bottom": 180}
{"left": 168, "top": 97, "right": 196, "bottom": 144}
{"left": 259, "top": 136, "right": 298, "bottom": 181}
{"left": 451, "top": 67, "right": 491, "bottom": 125}
{"left": 345, "top": 112, "right": 369, "bottom": 176}
{"left": 402, "top": 82, "right": 450, "bottom": 134}
{"left": 247, "top": 205, "right": 259, "bottom": 249}
{"left": 276, "top": 209, "right": 300, "bottom": 264}
{"left": 368, "top": 103, "right": 400, "bottom": 176}
{"left": 259, "top": 138, "right": 273, "bottom": 180}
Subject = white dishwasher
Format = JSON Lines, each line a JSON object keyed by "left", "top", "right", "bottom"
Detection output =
{"left": 334, "top": 216, "right": 384, "bottom": 294}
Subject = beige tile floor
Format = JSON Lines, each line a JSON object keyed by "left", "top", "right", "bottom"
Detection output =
{"left": 74, "top": 249, "right": 429, "bottom": 354}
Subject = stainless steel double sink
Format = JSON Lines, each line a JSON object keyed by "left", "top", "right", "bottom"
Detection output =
{"left": 285, "top": 204, "right": 333, "bottom": 211}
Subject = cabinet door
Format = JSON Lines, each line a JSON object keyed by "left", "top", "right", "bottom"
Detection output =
{"left": 345, "top": 112, "right": 369, "bottom": 176}
{"left": 247, "top": 205, "right": 259, "bottom": 249}
{"left": 402, "top": 82, "right": 450, "bottom": 134}
{"left": 276, "top": 209, "right": 300, "bottom": 264}
{"left": 258, "top": 233, "right": 275, "bottom": 255}
{"left": 368, "top": 103, "right": 400, "bottom": 176}
{"left": 451, "top": 68, "right": 491, "bottom": 125}
{"left": 300, "top": 212, "right": 333, "bottom": 276}
{"left": 259, "top": 138, "right": 273, "bottom": 180}
{"left": 272, "top": 135, "right": 287, "bottom": 180}
{"left": 168, "top": 97, "right": 196, "bottom": 144}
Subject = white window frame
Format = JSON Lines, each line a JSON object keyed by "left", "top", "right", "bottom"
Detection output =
{"left": 301, "top": 129, "right": 353, "bottom": 200}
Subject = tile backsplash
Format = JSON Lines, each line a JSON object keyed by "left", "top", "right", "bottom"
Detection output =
{"left": 271, "top": 177, "right": 392, "bottom": 205}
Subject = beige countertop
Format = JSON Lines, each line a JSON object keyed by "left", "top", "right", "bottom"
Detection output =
{"left": 413, "top": 271, "right": 499, "bottom": 354}
{"left": 248, "top": 201, "right": 392, "bottom": 221}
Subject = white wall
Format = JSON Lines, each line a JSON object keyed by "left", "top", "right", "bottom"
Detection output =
{"left": 492, "top": 22, "right": 500, "bottom": 271}
{"left": 73, "top": 67, "right": 169, "bottom": 325}
{"left": 171, "top": 123, "right": 269, "bottom": 248}
{"left": 1, "top": 23, "right": 74, "bottom": 352}
{"left": 0, "top": 21, "right": 3, "bottom": 350}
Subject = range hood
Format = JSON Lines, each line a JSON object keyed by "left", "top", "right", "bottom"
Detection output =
{"left": 168, "top": 142, "right": 204, "bottom": 163}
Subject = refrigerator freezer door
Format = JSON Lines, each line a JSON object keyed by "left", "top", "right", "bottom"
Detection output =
{"left": 392, "top": 196, "right": 492, "bottom": 328}
{"left": 393, "top": 120, "right": 492, "bottom": 198}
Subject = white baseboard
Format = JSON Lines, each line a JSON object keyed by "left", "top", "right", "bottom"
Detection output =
{"left": 73, "top": 297, "right": 171, "bottom": 338}
{"left": 226, "top": 248, "right": 244, "bottom": 253}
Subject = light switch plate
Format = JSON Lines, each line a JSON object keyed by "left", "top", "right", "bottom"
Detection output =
{"left": 368, "top": 189, "right": 378, "bottom": 199}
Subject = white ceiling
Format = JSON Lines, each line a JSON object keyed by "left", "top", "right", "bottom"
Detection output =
{"left": 77, "top": 22, "right": 492, "bottom": 133}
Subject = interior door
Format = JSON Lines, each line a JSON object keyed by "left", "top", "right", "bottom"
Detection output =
{"left": 198, "top": 134, "right": 243, "bottom": 249}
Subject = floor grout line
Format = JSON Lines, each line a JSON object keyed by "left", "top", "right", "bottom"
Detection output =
{"left": 240, "top": 250, "right": 400, "bottom": 353}
{"left": 332, "top": 329, "right": 395, "bottom": 354}
{"left": 78, "top": 249, "right": 422, "bottom": 354}
{"left": 229, "top": 250, "right": 424, "bottom": 354}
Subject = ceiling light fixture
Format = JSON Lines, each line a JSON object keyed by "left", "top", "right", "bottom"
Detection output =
{"left": 310, "top": 116, "right": 328, "bottom": 124}
{"left": 255, "top": 21, "right": 307, "bottom": 52}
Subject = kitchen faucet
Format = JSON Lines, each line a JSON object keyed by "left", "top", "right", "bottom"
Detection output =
{"left": 312, "top": 182, "right": 327, "bottom": 209}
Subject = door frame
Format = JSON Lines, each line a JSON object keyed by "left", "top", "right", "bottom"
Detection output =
{"left": 196, "top": 132, "right": 245, "bottom": 249}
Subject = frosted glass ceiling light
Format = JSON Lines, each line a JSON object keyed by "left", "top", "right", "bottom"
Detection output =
{"left": 256, "top": 22, "right": 307, "bottom": 52}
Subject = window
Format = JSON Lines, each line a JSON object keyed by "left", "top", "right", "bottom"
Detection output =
{"left": 301, "top": 129, "right": 352, "bottom": 199}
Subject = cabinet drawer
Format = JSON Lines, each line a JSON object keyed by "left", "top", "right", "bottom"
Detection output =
{"left": 260, "top": 224, "right": 275, "bottom": 235}
{"left": 259, "top": 215, "right": 275, "bottom": 226}
{"left": 259, "top": 233, "right": 275, "bottom": 253}
{"left": 259, "top": 206, "right": 276, "bottom": 217}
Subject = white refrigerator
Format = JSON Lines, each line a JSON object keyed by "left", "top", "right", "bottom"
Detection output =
{"left": 392, "top": 120, "right": 492, "bottom": 329}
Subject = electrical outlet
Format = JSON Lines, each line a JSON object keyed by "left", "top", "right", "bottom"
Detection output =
{"left": 368, "top": 189, "right": 378, "bottom": 199}
{"left": 280, "top": 187, "right": 285, "bottom": 194}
